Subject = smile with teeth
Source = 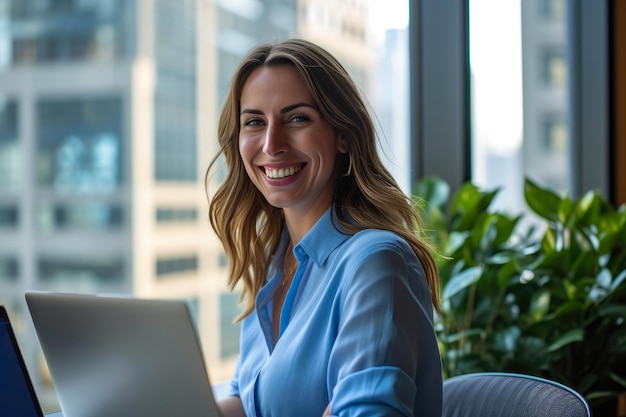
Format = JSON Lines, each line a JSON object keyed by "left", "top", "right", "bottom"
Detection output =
{"left": 264, "top": 164, "right": 302, "bottom": 179}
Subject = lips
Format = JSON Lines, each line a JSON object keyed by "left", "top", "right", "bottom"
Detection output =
{"left": 263, "top": 164, "right": 304, "bottom": 179}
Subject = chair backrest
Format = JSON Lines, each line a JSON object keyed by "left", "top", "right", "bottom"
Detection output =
{"left": 442, "top": 372, "right": 591, "bottom": 417}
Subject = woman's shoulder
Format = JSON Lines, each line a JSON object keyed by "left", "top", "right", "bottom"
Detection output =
{"left": 344, "top": 228, "right": 412, "bottom": 253}
{"left": 335, "top": 228, "right": 420, "bottom": 272}
{"left": 336, "top": 228, "right": 432, "bottom": 310}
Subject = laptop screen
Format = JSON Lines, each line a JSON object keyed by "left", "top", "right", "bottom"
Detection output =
{"left": 0, "top": 306, "right": 44, "bottom": 417}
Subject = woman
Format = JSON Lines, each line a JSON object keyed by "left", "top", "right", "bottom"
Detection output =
{"left": 207, "top": 38, "right": 442, "bottom": 417}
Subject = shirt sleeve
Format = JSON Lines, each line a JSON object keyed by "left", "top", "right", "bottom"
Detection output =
{"left": 326, "top": 237, "right": 442, "bottom": 417}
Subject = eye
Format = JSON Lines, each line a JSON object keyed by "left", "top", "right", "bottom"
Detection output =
{"left": 289, "top": 114, "right": 311, "bottom": 123}
{"left": 242, "top": 118, "right": 264, "bottom": 127}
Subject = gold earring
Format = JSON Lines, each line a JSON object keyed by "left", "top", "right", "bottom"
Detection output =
{"left": 342, "top": 153, "right": 353, "bottom": 177}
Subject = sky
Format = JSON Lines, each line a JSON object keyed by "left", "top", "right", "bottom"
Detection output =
{"left": 470, "top": 0, "right": 523, "bottom": 155}
{"left": 369, "top": 0, "right": 409, "bottom": 32}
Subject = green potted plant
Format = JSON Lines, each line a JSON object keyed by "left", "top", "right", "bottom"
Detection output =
{"left": 414, "top": 176, "right": 626, "bottom": 415}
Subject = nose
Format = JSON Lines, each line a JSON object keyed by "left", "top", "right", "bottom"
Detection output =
{"left": 262, "top": 122, "right": 289, "bottom": 156}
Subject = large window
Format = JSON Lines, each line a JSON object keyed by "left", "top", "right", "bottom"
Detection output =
{"left": 416, "top": 0, "right": 610, "bottom": 209}
{"left": 469, "top": 0, "right": 570, "bottom": 214}
{"left": 36, "top": 97, "right": 123, "bottom": 192}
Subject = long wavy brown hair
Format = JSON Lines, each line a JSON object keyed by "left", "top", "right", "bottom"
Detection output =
{"left": 206, "top": 38, "right": 440, "bottom": 320}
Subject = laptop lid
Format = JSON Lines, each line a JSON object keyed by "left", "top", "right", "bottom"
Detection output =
{"left": 25, "top": 292, "right": 222, "bottom": 417}
{"left": 0, "top": 305, "right": 46, "bottom": 417}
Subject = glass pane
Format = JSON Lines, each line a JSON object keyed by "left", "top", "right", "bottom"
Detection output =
{"left": 37, "top": 97, "right": 123, "bottom": 192}
{"left": 0, "top": 256, "right": 18, "bottom": 282}
{"left": 0, "top": 0, "right": 130, "bottom": 67}
{"left": 155, "top": 255, "right": 199, "bottom": 277}
{"left": 469, "top": 0, "right": 570, "bottom": 215}
{"left": 38, "top": 202, "right": 123, "bottom": 231}
{"left": 0, "top": 99, "right": 19, "bottom": 191}
{"left": 0, "top": 205, "right": 18, "bottom": 228}
{"left": 38, "top": 257, "right": 124, "bottom": 285}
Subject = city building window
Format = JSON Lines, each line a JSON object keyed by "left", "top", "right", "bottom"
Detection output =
{"left": 36, "top": 97, "right": 123, "bottom": 192}
{"left": 155, "top": 207, "right": 198, "bottom": 223}
{"left": 156, "top": 255, "right": 198, "bottom": 277}
{"left": 539, "top": 0, "right": 565, "bottom": 21}
{"left": 38, "top": 202, "right": 123, "bottom": 231}
{"left": 541, "top": 49, "right": 567, "bottom": 88}
{"left": 0, "top": 99, "right": 19, "bottom": 191}
{"left": 3, "top": 0, "right": 131, "bottom": 66}
{"left": 0, "top": 205, "right": 18, "bottom": 228}
{"left": 0, "top": 257, "right": 18, "bottom": 283}
{"left": 542, "top": 115, "right": 567, "bottom": 153}
{"left": 38, "top": 257, "right": 124, "bottom": 284}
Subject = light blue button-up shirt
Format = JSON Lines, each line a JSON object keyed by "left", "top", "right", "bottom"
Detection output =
{"left": 229, "top": 209, "right": 442, "bottom": 417}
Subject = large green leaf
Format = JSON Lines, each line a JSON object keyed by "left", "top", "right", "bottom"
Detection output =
{"left": 442, "top": 266, "right": 483, "bottom": 300}
{"left": 546, "top": 328, "right": 584, "bottom": 352}
{"left": 492, "top": 214, "right": 521, "bottom": 247}
{"left": 598, "top": 227, "right": 620, "bottom": 257}
{"left": 610, "top": 269, "right": 626, "bottom": 292}
{"left": 451, "top": 184, "right": 498, "bottom": 231}
{"left": 557, "top": 196, "right": 574, "bottom": 224}
{"left": 444, "top": 231, "right": 470, "bottom": 256}
{"left": 598, "top": 304, "right": 626, "bottom": 318}
{"left": 524, "top": 178, "right": 562, "bottom": 222}
{"left": 574, "top": 190, "right": 602, "bottom": 227}
{"left": 438, "top": 328, "right": 484, "bottom": 344}
{"left": 585, "top": 391, "right": 621, "bottom": 401}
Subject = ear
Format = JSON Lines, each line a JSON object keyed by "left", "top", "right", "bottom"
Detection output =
{"left": 337, "top": 134, "right": 348, "bottom": 154}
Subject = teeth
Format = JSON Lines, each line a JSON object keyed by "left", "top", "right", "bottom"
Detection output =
{"left": 265, "top": 165, "right": 301, "bottom": 179}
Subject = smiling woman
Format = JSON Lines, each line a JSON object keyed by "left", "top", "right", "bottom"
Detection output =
{"left": 238, "top": 65, "right": 347, "bottom": 238}
{"left": 206, "top": 38, "right": 442, "bottom": 417}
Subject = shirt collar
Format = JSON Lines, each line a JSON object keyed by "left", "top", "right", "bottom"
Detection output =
{"left": 295, "top": 208, "right": 351, "bottom": 267}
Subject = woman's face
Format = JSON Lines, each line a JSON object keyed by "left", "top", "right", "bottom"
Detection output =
{"left": 238, "top": 64, "right": 347, "bottom": 223}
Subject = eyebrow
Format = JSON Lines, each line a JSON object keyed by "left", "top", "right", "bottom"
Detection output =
{"left": 240, "top": 102, "right": 317, "bottom": 116}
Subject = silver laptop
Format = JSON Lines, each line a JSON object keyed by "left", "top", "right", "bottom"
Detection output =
{"left": 25, "top": 292, "right": 222, "bottom": 417}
